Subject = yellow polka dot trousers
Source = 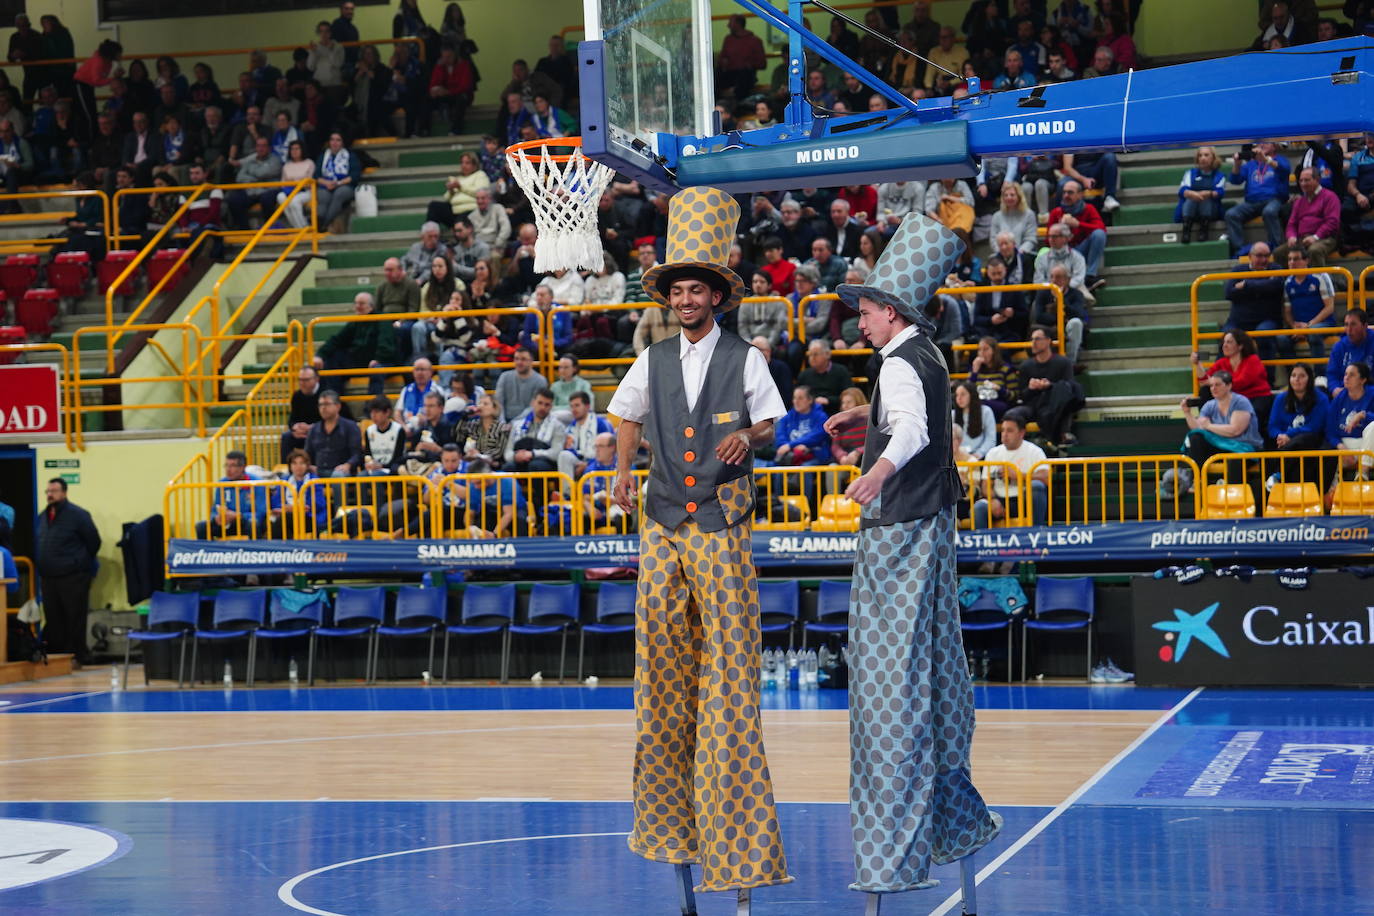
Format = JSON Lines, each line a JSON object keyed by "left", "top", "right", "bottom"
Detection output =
{"left": 628, "top": 517, "right": 793, "bottom": 892}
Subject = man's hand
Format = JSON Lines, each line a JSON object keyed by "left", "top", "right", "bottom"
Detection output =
{"left": 1276, "top": 433, "right": 1291, "bottom": 447}
{"left": 1303, "top": 234, "right": 1320, "bottom": 246}
{"left": 774, "top": 444, "right": 792, "bottom": 462}
{"left": 716, "top": 429, "right": 752, "bottom": 465}
{"left": 823, "top": 404, "right": 866, "bottom": 435}
{"left": 220, "top": 508, "right": 240, "bottom": 524}
{"left": 988, "top": 496, "right": 1005, "bottom": 521}
{"left": 1287, "top": 236, "right": 1299, "bottom": 249}
{"left": 333, "top": 463, "right": 352, "bottom": 476}
{"left": 1179, "top": 396, "right": 1192, "bottom": 412}
{"left": 612, "top": 472, "right": 636, "bottom": 514}
{"left": 1062, "top": 213, "right": 1079, "bottom": 228}
{"left": 845, "top": 457, "right": 894, "bottom": 506}
{"left": 292, "top": 421, "right": 311, "bottom": 438}
{"left": 312, "top": 356, "right": 324, "bottom": 369}
{"left": 1359, "top": 193, "right": 1371, "bottom": 210}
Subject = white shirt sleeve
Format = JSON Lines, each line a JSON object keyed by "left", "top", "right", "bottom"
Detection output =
{"left": 606, "top": 351, "right": 652, "bottom": 423}
{"left": 743, "top": 346, "right": 787, "bottom": 423}
{"left": 876, "top": 355, "right": 930, "bottom": 471}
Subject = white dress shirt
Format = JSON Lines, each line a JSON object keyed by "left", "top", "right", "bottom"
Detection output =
{"left": 608, "top": 321, "right": 786, "bottom": 424}
{"left": 873, "top": 323, "right": 931, "bottom": 472}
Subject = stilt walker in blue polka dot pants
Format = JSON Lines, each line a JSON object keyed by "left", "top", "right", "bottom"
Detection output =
{"left": 825, "top": 215, "right": 1003, "bottom": 914}
{"left": 607, "top": 187, "right": 793, "bottom": 913}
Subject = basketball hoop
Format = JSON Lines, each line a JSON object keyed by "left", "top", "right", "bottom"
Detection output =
{"left": 505, "top": 137, "right": 616, "bottom": 274}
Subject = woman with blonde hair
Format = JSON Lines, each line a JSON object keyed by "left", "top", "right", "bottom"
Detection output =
{"left": 828, "top": 386, "right": 870, "bottom": 465}
{"left": 1176, "top": 145, "right": 1226, "bottom": 243}
{"left": 989, "top": 181, "right": 1037, "bottom": 253}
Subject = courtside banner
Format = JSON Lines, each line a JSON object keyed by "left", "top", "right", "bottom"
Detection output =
{"left": 167, "top": 517, "right": 1373, "bottom": 576}
{"left": 1133, "top": 574, "right": 1374, "bottom": 686}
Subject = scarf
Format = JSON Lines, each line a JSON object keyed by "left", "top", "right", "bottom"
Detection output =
{"left": 163, "top": 129, "right": 185, "bottom": 163}
{"left": 569, "top": 411, "right": 602, "bottom": 457}
{"left": 321, "top": 147, "right": 350, "bottom": 181}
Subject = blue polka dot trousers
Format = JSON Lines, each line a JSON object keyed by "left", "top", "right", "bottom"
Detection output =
{"left": 847, "top": 510, "right": 1001, "bottom": 892}
{"left": 628, "top": 517, "right": 793, "bottom": 893}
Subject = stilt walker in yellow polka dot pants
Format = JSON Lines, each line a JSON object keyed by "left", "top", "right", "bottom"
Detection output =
{"left": 608, "top": 187, "right": 793, "bottom": 909}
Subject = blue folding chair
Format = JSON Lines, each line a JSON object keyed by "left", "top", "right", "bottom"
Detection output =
{"left": 1023, "top": 577, "right": 1095, "bottom": 681}
{"left": 259, "top": 590, "right": 326, "bottom": 684}
{"left": 758, "top": 580, "right": 800, "bottom": 649}
{"left": 506, "top": 582, "right": 580, "bottom": 684}
{"left": 442, "top": 583, "right": 515, "bottom": 683}
{"left": 577, "top": 581, "right": 636, "bottom": 683}
{"left": 316, "top": 586, "right": 385, "bottom": 684}
{"left": 196, "top": 590, "right": 267, "bottom": 686}
{"left": 960, "top": 588, "right": 1017, "bottom": 683}
{"left": 374, "top": 586, "right": 447, "bottom": 682}
{"left": 802, "top": 579, "right": 851, "bottom": 650}
{"left": 121, "top": 591, "right": 200, "bottom": 689}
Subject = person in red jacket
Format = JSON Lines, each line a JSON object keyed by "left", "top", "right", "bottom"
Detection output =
{"left": 1047, "top": 180, "right": 1107, "bottom": 289}
{"left": 717, "top": 14, "right": 767, "bottom": 100}
{"left": 1192, "top": 328, "right": 1272, "bottom": 407}
{"left": 429, "top": 44, "right": 476, "bottom": 135}
{"left": 838, "top": 183, "right": 878, "bottom": 227}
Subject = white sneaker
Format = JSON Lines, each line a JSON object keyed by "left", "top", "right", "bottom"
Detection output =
{"left": 1102, "top": 194, "right": 1121, "bottom": 213}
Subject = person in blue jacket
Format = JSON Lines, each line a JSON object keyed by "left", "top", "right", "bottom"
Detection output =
{"left": 1176, "top": 145, "right": 1226, "bottom": 244}
{"left": 1224, "top": 142, "right": 1290, "bottom": 256}
{"left": 771, "top": 384, "right": 830, "bottom": 466}
{"left": 1268, "top": 362, "right": 1329, "bottom": 484}
{"left": 315, "top": 130, "right": 360, "bottom": 228}
{"left": 519, "top": 284, "right": 573, "bottom": 354}
{"left": 1325, "top": 309, "right": 1374, "bottom": 395}
{"left": 1326, "top": 361, "right": 1374, "bottom": 480}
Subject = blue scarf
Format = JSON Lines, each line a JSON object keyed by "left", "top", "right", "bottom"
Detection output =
{"left": 321, "top": 147, "right": 350, "bottom": 181}
{"left": 163, "top": 129, "right": 185, "bottom": 163}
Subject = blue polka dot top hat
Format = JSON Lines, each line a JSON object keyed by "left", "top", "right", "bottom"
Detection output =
{"left": 641, "top": 186, "right": 749, "bottom": 314}
{"left": 835, "top": 213, "right": 965, "bottom": 334}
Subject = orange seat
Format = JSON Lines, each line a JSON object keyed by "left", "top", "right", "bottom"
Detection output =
{"left": 1331, "top": 480, "right": 1374, "bottom": 515}
{"left": 1200, "top": 483, "right": 1256, "bottom": 519}
{"left": 1264, "top": 482, "right": 1322, "bottom": 517}
{"left": 812, "top": 494, "right": 860, "bottom": 532}
{"left": 754, "top": 494, "right": 810, "bottom": 531}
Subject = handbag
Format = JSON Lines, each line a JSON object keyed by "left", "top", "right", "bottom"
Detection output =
{"left": 354, "top": 183, "right": 378, "bottom": 218}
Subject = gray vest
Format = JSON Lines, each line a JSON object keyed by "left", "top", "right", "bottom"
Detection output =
{"left": 861, "top": 331, "right": 959, "bottom": 528}
{"left": 643, "top": 331, "right": 754, "bottom": 532}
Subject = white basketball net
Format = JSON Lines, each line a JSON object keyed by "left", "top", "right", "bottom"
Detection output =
{"left": 506, "top": 142, "right": 615, "bottom": 274}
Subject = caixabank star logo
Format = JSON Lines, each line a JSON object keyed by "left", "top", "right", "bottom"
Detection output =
{"left": 1151, "top": 601, "right": 1230, "bottom": 663}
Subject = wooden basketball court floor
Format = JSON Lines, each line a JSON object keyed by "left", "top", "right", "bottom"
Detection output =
{"left": 2, "top": 671, "right": 1372, "bottom": 914}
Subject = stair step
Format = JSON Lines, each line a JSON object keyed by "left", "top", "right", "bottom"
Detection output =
{"left": 397, "top": 147, "right": 472, "bottom": 168}
{"left": 378, "top": 179, "right": 441, "bottom": 201}
{"left": 1093, "top": 282, "right": 1193, "bottom": 307}
{"left": 302, "top": 284, "right": 370, "bottom": 306}
{"left": 1080, "top": 366, "right": 1195, "bottom": 399}
{"left": 1121, "top": 165, "right": 1192, "bottom": 190}
{"left": 350, "top": 212, "right": 426, "bottom": 235}
{"left": 326, "top": 248, "right": 401, "bottom": 270}
{"left": 1089, "top": 324, "right": 1193, "bottom": 349}
{"left": 1106, "top": 239, "right": 1228, "bottom": 267}
{"left": 1112, "top": 204, "right": 1176, "bottom": 227}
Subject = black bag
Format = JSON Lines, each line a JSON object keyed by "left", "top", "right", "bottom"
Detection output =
{"left": 118, "top": 515, "right": 165, "bottom": 606}
{"left": 7, "top": 616, "right": 44, "bottom": 664}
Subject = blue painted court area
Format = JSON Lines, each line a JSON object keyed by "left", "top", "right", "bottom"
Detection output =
{"left": 6, "top": 686, "right": 1373, "bottom": 914}
{"left": 0, "top": 683, "right": 1189, "bottom": 714}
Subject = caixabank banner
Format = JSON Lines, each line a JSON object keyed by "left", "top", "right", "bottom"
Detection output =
{"left": 1133, "top": 573, "right": 1374, "bottom": 686}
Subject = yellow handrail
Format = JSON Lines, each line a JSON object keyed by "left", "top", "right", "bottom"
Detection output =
{"left": 71, "top": 322, "right": 205, "bottom": 446}
{"left": 242, "top": 345, "right": 300, "bottom": 469}
{"left": 1028, "top": 454, "right": 1202, "bottom": 526}
{"left": 1189, "top": 266, "right": 1354, "bottom": 394}
{"left": 0, "top": 189, "right": 112, "bottom": 254}
{"left": 0, "top": 342, "right": 75, "bottom": 451}
{"left": 12, "top": 555, "right": 35, "bottom": 605}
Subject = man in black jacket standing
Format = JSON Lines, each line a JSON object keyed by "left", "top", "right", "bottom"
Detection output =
{"left": 36, "top": 477, "right": 101, "bottom": 664}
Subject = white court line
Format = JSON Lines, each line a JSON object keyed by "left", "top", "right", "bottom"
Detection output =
{"left": 925, "top": 686, "right": 1204, "bottom": 916}
{"left": 0, "top": 721, "right": 633, "bottom": 767}
{"left": 277, "top": 831, "right": 632, "bottom": 916}
{"left": 0, "top": 691, "right": 108, "bottom": 713}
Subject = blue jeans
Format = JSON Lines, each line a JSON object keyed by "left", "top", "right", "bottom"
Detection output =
{"left": 1060, "top": 153, "right": 1118, "bottom": 198}
{"left": 1225, "top": 314, "right": 1281, "bottom": 361}
{"left": 1224, "top": 197, "right": 1284, "bottom": 253}
{"left": 1180, "top": 196, "right": 1221, "bottom": 223}
{"left": 1074, "top": 228, "right": 1107, "bottom": 276}
{"left": 974, "top": 479, "right": 1048, "bottom": 527}
{"left": 1278, "top": 317, "right": 1337, "bottom": 360}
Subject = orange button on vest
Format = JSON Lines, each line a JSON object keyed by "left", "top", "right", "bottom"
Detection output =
{"left": 684, "top": 426, "right": 695, "bottom": 438}
{"left": 684, "top": 475, "right": 696, "bottom": 487}
{"left": 683, "top": 450, "right": 696, "bottom": 463}
{"left": 685, "top": 501, "right": 698, "bottom": 513}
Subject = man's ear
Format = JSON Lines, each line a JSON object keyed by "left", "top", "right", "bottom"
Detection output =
{"left": 711, "top": 288, "right": 725, "bottom": 308}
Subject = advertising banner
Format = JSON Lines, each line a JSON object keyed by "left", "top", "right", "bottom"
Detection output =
{"left": 1133, "top": 574, "right": 1374, "bottom": 686}
{"left": 0, "top": 365, "right": 60, "bottom": 435}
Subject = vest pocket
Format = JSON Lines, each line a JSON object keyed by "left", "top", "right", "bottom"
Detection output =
{"left": 714, "top": 475, "right": 755, "bottom": 527}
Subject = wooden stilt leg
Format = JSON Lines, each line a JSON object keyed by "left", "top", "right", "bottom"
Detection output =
{"left": 735, "top": 887, "right": 751, "bottom": 916}
{"left": 673, "top": 864, "right": 697, "bottom": 916}
{"left": 961, "top": 853, "right": 978, "bottom": 915}
{"left": 864, "top": 892, "right": 882, "bottom": 916}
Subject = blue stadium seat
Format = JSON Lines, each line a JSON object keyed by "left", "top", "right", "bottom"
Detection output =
{"left": 960, "top": 587, "right": 1016, "bottom": 683}
{"left": 259, "top": 590, "right": 326, "bottom": 684}
{"left": 507, "top": 582, "right": 580, "bottom": 684}
{"left": 122, "top": 590, "right": 200, "bottom": 689}
{"left": 442, "top": 583, "right": 515, "bottom": 683}
{"left": 196, "top": 589, "right": 266, "bottom": 686}
{"left": 802, "top": 579, "right": 850, "bottom": 650}
{"left": 577, "top": 581, "right": 636, "bottom": 683}
{"left": 1023, "top": 577, "right": 1095, "bottom": 681}
{"left": 758, "top": 580, "right": 800, "bottom": 649}
{"left": 374, "top": 585, "right": 447, "bottom": 681}
{"left": 316, "top": 586, "right": 385, "bottom": 684}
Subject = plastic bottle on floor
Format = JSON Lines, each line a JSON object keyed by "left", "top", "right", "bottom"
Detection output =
{"left": 223, "top": 661, "right": 233, "bottom": 688}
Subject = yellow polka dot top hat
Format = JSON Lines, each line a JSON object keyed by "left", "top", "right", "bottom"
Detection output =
{"left": 835, "top": 213, "right": 965, "bottom": 334}
{"left": 641, "top": 186, "right": 749, "bottom": 314}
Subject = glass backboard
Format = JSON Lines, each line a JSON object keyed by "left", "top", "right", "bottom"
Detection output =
{"left": 582, "top": 0, "right": 714, "bottom": 184}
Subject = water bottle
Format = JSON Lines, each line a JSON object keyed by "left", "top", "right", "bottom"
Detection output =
{"left": 288, "top": 658, "right": 299, "bottom": 685}
{"left": 760, "top": 650, "right": 774, "bottom": 689}
{"left": 110, "top": 665, "right": 122, "bottom": 692}
{"left": 816, "top": 646, "right": 832, "bottom": 687}
{"left": 802, "top": 650, "right": 818, "bottom": 689}
{"left": 785, "top": 649, "right": 799, "bottom": 689}
{"left": 223, "top": 661, "right": 233, "bottom": 688}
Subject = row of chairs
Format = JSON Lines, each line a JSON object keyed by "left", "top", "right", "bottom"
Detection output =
{"left": 126, "top": 576, "right": 1095, "bottom": 688}
{"left": 1203, "top": 479, "right": 1374, "bottom": 518}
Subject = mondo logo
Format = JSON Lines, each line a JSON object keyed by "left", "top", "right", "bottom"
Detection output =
{"left": 1008, "top": 119, "right": 1077, "bottom": 137}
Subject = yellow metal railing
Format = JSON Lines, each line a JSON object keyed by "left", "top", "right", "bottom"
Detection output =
{"left": 2, "top": 37, "right": 427, "bottom": 75}
{"left": 242, "top": 342, "right": 303, "bottom": 470}
{"left": 0, "top": 189, "right": 112, "bottom": 254}
{"left": 1199, "top": 449, "right": 1374, "bottom": 519}
{"left": 1190, "top": 266, "right": 1355, "bottom": 394}
{"left": 957, "top": 460, "right": 1028, "bottom": 528}
{"left": 579, "top": 468, "right": 647, "bottom": 535}
{"left": 753, "top": 465, "right": 861, "bottom": 531}
{"left": 71, "top": 322, "right": 205, "bottom": 447}
{"left": 1030, "top": 454, "right": 1201, "bottom": 526}
{"left": 12, "top": 555, "right": 35, "bottom": 605}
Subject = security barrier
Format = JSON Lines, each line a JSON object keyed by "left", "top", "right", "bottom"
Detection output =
{"left": 1199, "top": 449, "right": 1374, "bottom": 518}
{"left": 163, "top": 477, "right": 293, "bottom": 541}
{"left": 437, "top": 471, "right": 578, "bottom": 539}
{"left": 1190, "top": 266, "right": 1355, "bottom": 394}
{"left": 578, "top": 468, "right": 646, "bottom": 536}
{"left": 753, "top": 465, "right": 860, "bottom": 531}
{"left": 1030, "top": 454, "right": 1202, "bottom": 526}
{"left": 294, "top": 475, "right": 439, "bottom": 540}
{"left": 0, "top": 189, "right": 111, "bottom": 255}
{"left": 956, "top": 460, "right": 1028, "bottom": 528}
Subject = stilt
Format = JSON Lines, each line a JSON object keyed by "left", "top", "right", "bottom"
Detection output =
{"left": 673, "top": 865, "right": 697, "bottom": 916}
{"left": 864, "top": 892, "right": 882, "bottom": 916}
{"left": 735, "top": 887, "right": 751, "bottom": 916}
{"left": 960, "top": 853, "right": 979, "bottom": 915}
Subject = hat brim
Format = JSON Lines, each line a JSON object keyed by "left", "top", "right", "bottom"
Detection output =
{"left": 642, "top": 261, "right": 747, "bottom": 314}
{"left": 835, "top": 283, "right": 937, "bottom": 334}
